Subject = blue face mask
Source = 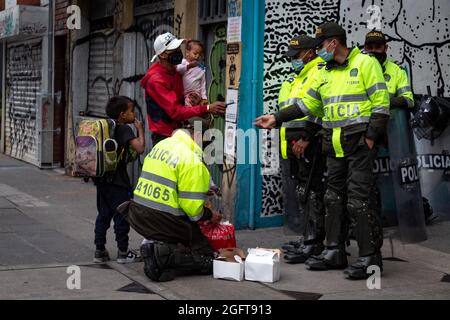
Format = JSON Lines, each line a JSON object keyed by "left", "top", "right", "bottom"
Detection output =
{"left": 291, "top": 59, "right": 305, "bottom": 72}
{"left": 291, "top": 50, "right": 310, "bottom": 72}
{"left": 317, "top": 41, "right": 335, "bottom": 62}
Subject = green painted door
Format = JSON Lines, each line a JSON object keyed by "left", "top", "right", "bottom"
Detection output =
{"left": 206, "top": 23, "right": 227, "bottom": 187}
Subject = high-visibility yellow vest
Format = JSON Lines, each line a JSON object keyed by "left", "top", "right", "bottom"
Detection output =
{"left": 298, "top": 47, "right": 390, "bottom": 158}
{"left": 278, "top": 56, "right": 323, "bottom": 159}
{"left": 383, "top": 59, "right": 414, "bottom": 107}
{"left": 134, "top": 130, "right": 210, "bottom": 222}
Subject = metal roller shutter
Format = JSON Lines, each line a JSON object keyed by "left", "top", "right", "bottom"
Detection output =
{"left": 5, "top": 40, "right": 42, "bottom": 165}
{"left": 87, "top": 31, "right": 114, "bottom": 117}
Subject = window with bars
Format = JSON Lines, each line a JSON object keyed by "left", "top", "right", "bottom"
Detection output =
{"left": 199, "top": 0, "right": 227, "bottom": 25}
{"left": 134, "top": 0, "right": 175, "bottom": 16}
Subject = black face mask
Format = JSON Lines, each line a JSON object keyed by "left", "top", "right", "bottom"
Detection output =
{"left": 168, "top": 51, "right": 183, "bottom": 65}
{"left": 371, "top": 52, "right": 387, "bottom": 64}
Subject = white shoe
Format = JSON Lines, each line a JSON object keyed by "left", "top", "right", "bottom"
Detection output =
{"left": 117, "top": 250, "right": 141, "bottom": 264}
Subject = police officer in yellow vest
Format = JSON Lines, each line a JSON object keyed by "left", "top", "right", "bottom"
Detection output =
{"left": 118, "top": 117, "right": 222, "bottom": 282}
{"left": 364, "top": 30, "right": 414, "bottom": 109}
{"left": 255, "top": 22, "right": 390, "bottom": 280}
{"left": 278, "top": 35, "right": 326, "bottom": 264}
{"left": 363, "top": 30, "right": 415, "bottom": 218}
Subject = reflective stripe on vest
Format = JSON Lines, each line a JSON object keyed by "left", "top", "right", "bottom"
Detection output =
{"left": 372, "top": 106, "right": 390, "bottom": 115}
{"left": 307, "top": 88, "right": 321, "bottom": 101}
{"left": 323, "top": 94, "right": 369, "bottom": 106}
{"left": 397, "top": 86, "right": 411, "bottom": 95}
{"left": 141, "top": 171, "right": 177, "bottom": 190}
{"left": 178, "top": 191, "right": 207, "bottom": 201}
{"left": 332, "top": 128, "right": 344, "bottom": 158}
{"left": 134, "top": 195, "right": 184, "bottom": 216}
{"left": 280, "top": 127, "right": 288, "bottom": 160}
{"left": 282, "top": 116, "right": 322, "bottom": 129}
{"left": 322, "top": 116, "right": 371, "bottom": 129}
{"left": 367, "top": 83, "right": 388, "bottom": 96}
{"left": 279, "top": 98, "right": 302, "bottom": 110}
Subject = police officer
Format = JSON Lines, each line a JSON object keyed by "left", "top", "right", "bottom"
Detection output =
{"left": 278, "top": 35, "right": 326, "bottom": 264}
{"left": 255, "top": 22, "right": 390, "bottom": 280}
{"left": 118, "top": 118, "right": 222, "bottom": 282}
{"left": 363, "top": 30, "right": 415, "bottom": 219}
{"left": 364, "top": 30, "right": 414, "bottom": 109}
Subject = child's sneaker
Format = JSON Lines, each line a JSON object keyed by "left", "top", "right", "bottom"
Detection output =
{"left": 94, "top": 249, "right": 110, "bottom": 263}
{"left": 117, "top": 249, "right": 141, "bottom": 264}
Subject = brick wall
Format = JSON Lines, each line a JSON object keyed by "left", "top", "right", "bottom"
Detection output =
{"left": 19, "top": 0, "right": 41, "bottom": 5}
{"left": 0, "top": 0, "right": 44, "bottom": 11}
{"left": 55, "top": 0, "right": 69, "bottom": 34}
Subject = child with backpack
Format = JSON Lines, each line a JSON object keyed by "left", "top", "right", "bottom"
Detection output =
{"left": 92, "top": 96, "right": 145, "bottom": 264}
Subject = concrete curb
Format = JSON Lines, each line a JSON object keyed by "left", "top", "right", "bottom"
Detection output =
{"left": 106, "top": 262, "right": 187, "bottom": 300}
{"left": 0, "top": 262, "right": 97, "bottom": 272}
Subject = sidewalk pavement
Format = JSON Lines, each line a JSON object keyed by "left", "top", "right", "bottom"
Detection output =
{"left": 0, "top": 153, "right": 449, "bottom": 300}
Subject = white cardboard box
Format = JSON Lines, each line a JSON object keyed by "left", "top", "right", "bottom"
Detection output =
{"left": 244, "top": 248, "right": 281, "bottom": 283}
{"left": 213, "top": 248, "right": 246, "bottom": 282}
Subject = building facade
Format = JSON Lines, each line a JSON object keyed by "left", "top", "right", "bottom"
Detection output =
{"left": 1, "top": 0, "right": 448, "bottom": 234}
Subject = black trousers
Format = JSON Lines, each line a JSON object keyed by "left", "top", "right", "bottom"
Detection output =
{"left": 296, "top": 136, "right": 326, "bottom": 194}
{"left": 326, "top": 144, "right": 377, "bottom": 200}
{"left": 121, "top": 201, "right": 214, "bottom": 257}
{"left": 282, "top": 136, "right": 326, "bottom": 239}
{"left": 325, "top": 144, "right": 383, "bottom": 256}
{"left": 94, "top": 182, "right": 131, "bottom": 252}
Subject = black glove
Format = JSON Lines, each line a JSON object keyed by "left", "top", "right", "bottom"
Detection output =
{"left": 390, "top": 96, "right": 409, "bottom": 109}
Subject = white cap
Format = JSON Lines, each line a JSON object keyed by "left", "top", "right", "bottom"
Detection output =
{"left": 151, "top": 32, "right": 184, "bottom": 63}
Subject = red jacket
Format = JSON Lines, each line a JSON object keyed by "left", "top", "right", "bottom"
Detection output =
{"left": 140, "top": 62, "right": 208, "bottom": 137}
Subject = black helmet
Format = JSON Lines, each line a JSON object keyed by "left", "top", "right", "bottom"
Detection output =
{"left": 412, "top": 95, "right": 450, "bottom": 141}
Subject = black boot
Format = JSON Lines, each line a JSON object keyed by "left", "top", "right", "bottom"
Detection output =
{"left": 344, "top": 252, "right": 383, "bottom": 280}
{"left": 170, "top": 246, "right": 214, "bottom": 275}
{"left": 284, "top": 242, "right": 324, "bottom": 264}
{"left": 282, "top": 239, "right": 303, "bottom": 252}
{"left": 140, "top": 242, "right": 175, "bottom": 282}
{"left": 305, "top": 247, "right": 348, "bottom": 271}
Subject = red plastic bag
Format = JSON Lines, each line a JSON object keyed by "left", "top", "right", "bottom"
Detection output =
{"left": 198, "top": 221, "right": 237, "bottom": 252}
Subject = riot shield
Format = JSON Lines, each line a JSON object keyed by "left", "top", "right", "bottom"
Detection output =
{"left": 413, "top": 95, "right": 450, "bottom": 222}
{"left": 373, "top": 147, "right": 397, "bottom": 227}
{"left": 387, "top": 108, "right": 427, "bottom": 243}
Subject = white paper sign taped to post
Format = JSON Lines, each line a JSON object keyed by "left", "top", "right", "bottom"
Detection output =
{"left": 226, "top": 89, "right": 238, "bottom": 123}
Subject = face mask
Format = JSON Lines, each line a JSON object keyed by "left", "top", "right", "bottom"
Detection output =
{"left": 168, "top": 51, "right": 183, "bottom": 65}
{"left": 292, "top": 59, "right": 305, "bottom": 72}
{"left": 317, "top": 41, "right": 335, "bottom": 62}
{"left": 291, "top": 50, "right": 310, "bottom": 72}
{"left": 370, "top": 52, "right": 387, "bottom": 64}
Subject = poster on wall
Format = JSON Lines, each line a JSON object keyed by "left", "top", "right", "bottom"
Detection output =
{"left": 226, "top": 43, "right": 241, "bottom": 89}
{"left": 224, "top": 122, "right": 237, "bottom": 163}
{"left": 227, "top": 16, "right": 242, "bottom": 43}
{"left": 225, "top": 88, "right": 238, "bottom": 123}
{"left": 227, "top": 0, "right": 242, "bottom": 17}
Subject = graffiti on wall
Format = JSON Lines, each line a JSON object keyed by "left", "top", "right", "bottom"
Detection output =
{"left": 0, "top": 6, "right": 48, "bottom": 39}
{"left": 338, "top": 0, "right": 450, "bottom": 97}
{"left": 6, "top": 42, "right": 42, "bottom": 163}
{"left": 71, "top": 13, "right": 173, "bottom": 113}
{"left": 174, "top": 13, "right": 184, "bottom": 38}
{"left": 262, "top": 0, "right": 339, "bottom": 216}
{"left": 69, "top": 4, "right": 174, "bottom": 178}
{"left": 262, "top": 0, "right": 450, "bottom": 216}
